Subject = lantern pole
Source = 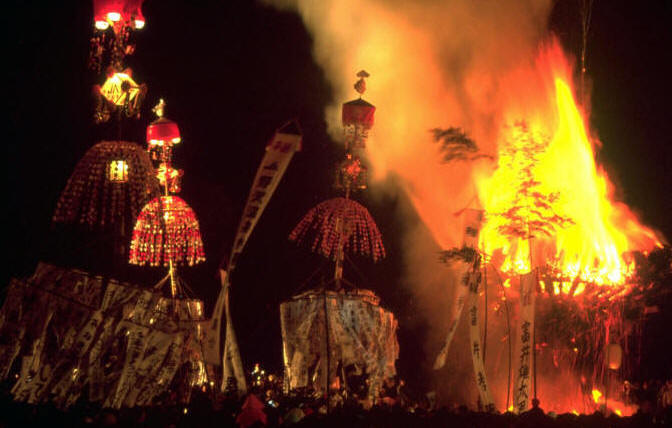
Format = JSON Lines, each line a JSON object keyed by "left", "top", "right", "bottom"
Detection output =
{"left": 148, "top": 99, "right": 185, "bottom": 301}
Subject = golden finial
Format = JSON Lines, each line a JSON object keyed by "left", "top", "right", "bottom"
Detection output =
{"left": 354, "top": 70, "right": 370, "bottom": 96}
{"left": 152, "top": 98, "right": 166, "bottom": 118}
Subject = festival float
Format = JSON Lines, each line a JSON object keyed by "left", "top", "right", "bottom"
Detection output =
{"left": 0, "top": 0, "right": 210, "bottom": 408}
{"left": 280, "top": 72, "right": 399, "bottom": 407}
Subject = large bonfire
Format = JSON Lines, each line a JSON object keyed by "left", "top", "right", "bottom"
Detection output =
{"left": 273, "top": 0, "right": 667, "bottom": 412}
{"left": 317, "top": 24, "right": 664, "bottom": 414}
{"left": 477, "top": 44, "right": 661, "bottom": 289}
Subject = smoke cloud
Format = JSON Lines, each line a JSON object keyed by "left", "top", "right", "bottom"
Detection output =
{"left": 268, "top": 0, "right": 555, "bottom": 406}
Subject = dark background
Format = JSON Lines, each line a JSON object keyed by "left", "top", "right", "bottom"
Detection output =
{"left": 5, "top": 0, "right": 672, "bottom": 390}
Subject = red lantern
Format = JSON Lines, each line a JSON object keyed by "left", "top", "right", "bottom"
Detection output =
{"left": 147, "top": 117, "right": 181, "bottom": 147}
{"left": 93, "top": 0, "right": 145, "bottom": 31}
{"left": 342, "top": 98, "right": 376, "bottom": 129}
{"left": 125, "top": 0, "right": 145, "bottom": 29}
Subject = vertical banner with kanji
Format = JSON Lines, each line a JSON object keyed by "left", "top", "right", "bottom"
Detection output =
{"left": 433, "top": 263, "right": 470, "bottom": 369}
{"left": 467, "top": 271, "right": 495, "bottom": 411}
{"left": 434, "top": 208, "right": 484, "bottom": 370}
{"left": 225, "top": 121, "right": 302, "bottom": 272}
{"left": 204, "top": 121, "right": 302, "bottom": 392}
{"left": 513, "top": 271, "right": 536, "bottom": 413}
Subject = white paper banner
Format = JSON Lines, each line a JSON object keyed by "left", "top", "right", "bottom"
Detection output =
{"left": 513, "top": 272, "right": 536, "bottom": 413}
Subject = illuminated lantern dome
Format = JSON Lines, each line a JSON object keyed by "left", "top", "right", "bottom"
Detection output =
{"left": 289, "top": 197, "right": 385, "bottom": 262}
{"left": 129, "top": 196, "right": 205, "bottom": 267}
{"left": 53, "top": 141, "right": 159, "bottom": 229}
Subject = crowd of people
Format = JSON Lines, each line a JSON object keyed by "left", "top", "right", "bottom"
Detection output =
{"left": 0, "top": 376, "right": 671, "bottom": 428}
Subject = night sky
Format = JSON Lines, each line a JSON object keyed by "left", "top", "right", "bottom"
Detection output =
{"left": 6, "top": 0, "right": 672, "bottom": 388}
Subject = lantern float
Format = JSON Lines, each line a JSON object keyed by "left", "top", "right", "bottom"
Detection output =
{"left": 129, "top": 100, "right": 203, "bottom": 299}
{"left": 128, "top": 195, "right": 205, "bottom": 268}
{"left": 283, "top": 73, "right": 398, "bottom": 408}
{"left": 291, "top": 70, "right": 382, "bottom": 283}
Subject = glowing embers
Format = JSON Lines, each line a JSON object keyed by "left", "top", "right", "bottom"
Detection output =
{"left": 108, "top": 159, "right": 129, "bottom": 182}
{"left": 289, "top": 197, "right": 385, "bottom": 262}
{"left": 129, "top": 196, "right": 205, "bottom": 267}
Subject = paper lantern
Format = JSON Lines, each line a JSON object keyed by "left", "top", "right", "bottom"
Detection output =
{"left": 129, "top": 196, "right": 206, "bottom": 267}
{"left": 99, "top": 72, "right": 142, "bottom": 106}
{"left": 53, "top": 141, "right": 160, "bottom": 229}
{"left": 289, "top": 197, "right": 385, "bottom": 262}
{"left": 342, "top": 98, "right": 375, "bottom": 150}
{"left": 342, "top": 98, "right": 375, "bottom": 129}
{"left": 605, "top": 343, "right": 622, "bottom": 370}
{"left": 108, "top": 160, "right": 129, "bottom": 182}
{"left": 94, "top": 70, "right": 147, "bottom": 123}
{"left": 93, "top": 0, "right": 145, "bottom": 31}
{"left": 147, "top": 117, "right": 181, "bottom": 147}
{"left": 341, "top": 69, "right": 375, "bottom": 150}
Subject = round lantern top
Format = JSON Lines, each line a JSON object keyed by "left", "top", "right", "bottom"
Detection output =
{"left": 129, "top": 195, "right": 205, "bottom": 267}
{"left": 147, "top": 117, "right": 181, "bottom": 146}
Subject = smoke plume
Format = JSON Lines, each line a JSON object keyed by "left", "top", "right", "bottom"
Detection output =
{"left": 269, "top": 0, "right": 555, "bottom": 405}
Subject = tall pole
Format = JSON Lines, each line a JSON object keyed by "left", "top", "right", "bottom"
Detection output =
{"left": 161, "top": 174, "right": 178, "bottom": 299}
{"left": 323, "top": 288, "right": 331, "bottom": 413}
{"left": 482, "top": 260, "right": 488, "bottom": 364}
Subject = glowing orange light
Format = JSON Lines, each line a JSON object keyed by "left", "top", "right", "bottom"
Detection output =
{"left": 591, "top": 389, "right": 602, "bottom": 403}
{"left": 129, "top": 196, "right": 206, "bottom": 267}
{"left": 100, "top": 72, "right": 141, "bottom": 106}
{"left": 479, "top": 68, "right": 661, "bottom": 287}
{"left": 108, "top": 159, "right": 128, "bottom": 182}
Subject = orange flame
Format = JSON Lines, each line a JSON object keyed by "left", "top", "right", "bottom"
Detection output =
{"left": 591, "top": 388, "right": 603, "bottom": 403}
{"left": 474, "top": 43, "right": 661, "bottom": 288}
